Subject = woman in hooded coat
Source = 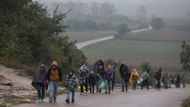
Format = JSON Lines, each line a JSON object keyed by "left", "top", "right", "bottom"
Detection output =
{"left": 130, "top": 66, "right": 139, "bottom": 90}
{"left": 32, "top": 64, "right": 47, "bottom": 103}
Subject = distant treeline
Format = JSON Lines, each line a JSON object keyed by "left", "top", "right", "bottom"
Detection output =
{"left": 50, "top": 1, "right": 139, "bottom": 31}
{"left": 51, "top": 1, "right": 117, "bottom": 19}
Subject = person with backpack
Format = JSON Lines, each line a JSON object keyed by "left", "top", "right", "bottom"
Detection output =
{"left": 119, "top": 64, "right": 130, "bottom": 92}
{"left": 88, "top": 71, "right": 96, "bottom": 94}
{"left": 140, "top": 70, "right": 150, "bottom": 90}
{"left": 47, "top": 61, "right": 63, "bottom": 103}
{"left": 65, "top": 70, "right": 78, "bottom": 104}
{"left": 79, "top": 63, "right": 89, "bottom": 95}
{"left": 31, "top": 64, "right": 47, "bottom": 103}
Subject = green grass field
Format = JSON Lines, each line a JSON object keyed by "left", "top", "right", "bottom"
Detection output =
{"left": 82, "top": 40, "right": 181, "bottom": 69}
{"left": 81, "top": 29, "right": 190, "bottom": 71}
{"left": 64, "top": 30, "right": 115, "bottom": 42}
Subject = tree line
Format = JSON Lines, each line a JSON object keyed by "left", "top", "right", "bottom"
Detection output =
{"left": 51, "top": 1, "right": 117, "bottom": 19}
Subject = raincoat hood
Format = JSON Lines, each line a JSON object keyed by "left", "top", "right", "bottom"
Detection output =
{"left": 51, "top": 61, "right": 58, "bottom": 67}
{"left": 129, "top": 68, "right": 139, "bottom": 83}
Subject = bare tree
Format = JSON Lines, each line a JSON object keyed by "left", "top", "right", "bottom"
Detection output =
{"left": 136, "top": 5, "right": 147, "bottom": 24}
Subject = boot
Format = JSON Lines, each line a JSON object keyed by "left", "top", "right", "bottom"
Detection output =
{"left": 65, "top": 99, "right": 70, "bottom": 104}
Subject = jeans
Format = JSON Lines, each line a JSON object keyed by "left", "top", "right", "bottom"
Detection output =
{"left": 95, "top": 77, "right": 99, "bottom": 92}
{"left": 107, "top": 80, "right": 111, "bottom": 93}
{"left": 122, "top": 78, "right": 128, "bottom": 91}
{"left": 37, "top": 83, "right": 45, "bottom": 100}
{"left": 48, "top": 81, "right": 58, "bottom": 101}
{"left": 66, "top": 89, "right": 75, "bottom": 101}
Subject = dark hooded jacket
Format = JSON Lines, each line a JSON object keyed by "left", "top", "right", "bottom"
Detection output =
{"left": 155, "top": 69, "right": 162, "bottom": 81}
{"left": 93, "top": 60, "right": 105, "bottom": 75}
{"left": 31, "top": 65, "right": 47, "bottom": 89}
{"left": 88, "top": 72, "right": 96, "bottom": 85}
{"left": 119, "top": 64, "right": 130, "bottom": 81}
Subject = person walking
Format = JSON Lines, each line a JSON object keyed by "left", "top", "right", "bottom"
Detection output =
{"left": 140, "top": 70, "right": 150, "bottom": 90}
{"left": 93, "top": 59, "right": 105, "bottom": 93}
{"left": 112, "top": 66, "right": 117, "bottom": 91}
{"left": 106, "top": 65, "right": 114, "bottom": 94}
{"left": 130, "top": 66, "right": 139, "bottom": 90}
{"left": 175, "top": 73, "right": 181, "bottom": 88}
{"left": 181, "top": 72, "right": 186, "bottom": 88}
{"left": 47, "top": 61, "right": 63, "bottom": 103}
{"left": 31, "top": 64, "right": 47, "bottom": 103}
{"left": 88, "top": 71, "right": 96, "bottom": 94}
{"left": 162, "top": 73, "right": 170, "bottom": 89}
{"left": 79, "top": 63, "right": 89, "bottom": 95}
{"left": 65, "top": 70, "right": 78, "bottom": 104}
{"left": 119, "top": 64, "right": 130, "bottom": 92}
{"left": 154, "top": 68, "right": 162, "bottom": 90}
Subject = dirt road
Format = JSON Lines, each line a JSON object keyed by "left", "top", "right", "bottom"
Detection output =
{"left": 13, "top": 85, "right": 190, "bottom": 107}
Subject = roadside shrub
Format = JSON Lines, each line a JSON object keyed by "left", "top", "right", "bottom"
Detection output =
{"left": 182, "top": 97, "right": 190, "bottom": 107}
{"left": 151, "top": 17, "right": 165, "bottom": 29}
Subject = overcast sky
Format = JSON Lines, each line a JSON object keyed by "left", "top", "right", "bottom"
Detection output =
{"left": 36, "top": 0, "right": 190, "bottom": 19}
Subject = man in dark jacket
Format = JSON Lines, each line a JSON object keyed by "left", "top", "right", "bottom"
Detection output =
{"left": 119, "top": 64, "right": 130, "bottom": 92}
{"left": 47, "top": 61, "right": 63, "bottom": 103}
{"left": 32, "top": 64, "right": 47, "bottom": 103}
{"left": 155, "top": 68, "right": 162, "bottom": 90}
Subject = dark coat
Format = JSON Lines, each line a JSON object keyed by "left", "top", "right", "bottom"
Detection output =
{"left": 155, "top": 71, "right": 162, "bottom": 81}
{"left": 106, "top": 69, "right": 114, "bottom": 81}
{"left": 88, "top": 73, "right": 96, "bottom": 85}
{"left": 112, "top": 69, "right": 116, "bottom": 80}
{"left": 31, "top": 66, "right": 47, "bottom": 89}
{"left": 47, "top": 67, "right": 63, "bottom": 82}
{"left": 119, "top": 64, "right": 130, "bottom": 81}
{"left": 93, "top": 60, "right": 105, "bottom": 75}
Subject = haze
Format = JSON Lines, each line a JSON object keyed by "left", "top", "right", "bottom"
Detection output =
{"left": 37, "top": 0, "right": 190, "bottom": 19}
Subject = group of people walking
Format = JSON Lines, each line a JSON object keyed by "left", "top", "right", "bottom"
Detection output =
{"left": 31, "top": 60, "right": 187, "bottom": 104}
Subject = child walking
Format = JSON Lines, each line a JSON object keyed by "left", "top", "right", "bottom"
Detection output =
{"left": 88, "top": 71, "right": 96, "bottom": 94}
{"left": 65, "top": 70, "right": 78, "bottom": 104}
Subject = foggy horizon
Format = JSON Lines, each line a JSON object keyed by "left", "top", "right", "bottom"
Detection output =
{"left": 36, "top": 0, "right": 190, "bottom": 19}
